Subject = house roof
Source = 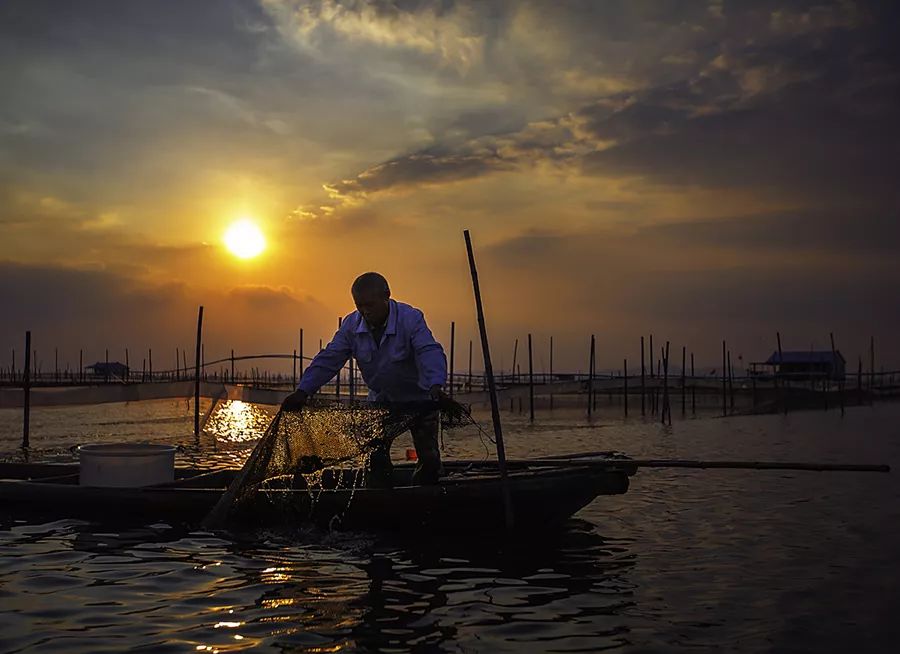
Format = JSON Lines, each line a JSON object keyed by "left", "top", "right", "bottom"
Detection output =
{"left": 765, "top": 351, "right": 846, "bottom": 365}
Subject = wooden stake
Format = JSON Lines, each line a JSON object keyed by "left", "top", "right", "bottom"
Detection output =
{"left": 23, "top": 331, "right": 31, "bottom": 449}
{"left": 449, "top": 321, "right": 455, "bottom": 398}
{"left": 467, "top": 339, "right": 473, "bottom": 392}
{"left": 721, "top": 340, "right": 727, "bottom": 416}
{"left": 528, "top": 333, "right": 534, "bottom": 422}
{"left": 336, "top": 317, "right": 342, "bottom": 399}
{"left": 512, "top": 338, "right": 518, "bottom": 384}
{"left": 299, "top": 329, "right": 304, "bottom": 378}
{"left": 831, "top": 332, "right": 844, "bottom": 416}
{"left": 587, "top": 335, "right": 595, "bottom": 418}
{"left": 691, "top": 352, "right": 696, "bottom": 415}
{"left": 194, "top": 306, "right": 204, "bottom": 439}
{"left": 464, "top": 229, "right": 513, "bottom": 528}
{"left": 640, "top": 336, "right": 646, "bottom": 416}
{"left": 777, "top": 332, "right": 787, "bottom": 414}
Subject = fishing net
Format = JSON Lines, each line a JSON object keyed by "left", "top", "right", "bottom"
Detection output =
{"left": 203, "top": 399, "right": 472, "bottom": 528}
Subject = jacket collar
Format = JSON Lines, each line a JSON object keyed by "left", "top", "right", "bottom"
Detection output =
{"left": 355, "top": 299, "right": 397, "bottom": 335}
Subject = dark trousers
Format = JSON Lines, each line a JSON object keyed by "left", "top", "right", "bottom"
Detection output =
{"left": 368, "top": 411, "right": 441, "bottom": 487}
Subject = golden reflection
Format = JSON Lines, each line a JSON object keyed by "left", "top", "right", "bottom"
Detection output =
{"left": 206, "top": 400, "right": 276, "bottom": 443}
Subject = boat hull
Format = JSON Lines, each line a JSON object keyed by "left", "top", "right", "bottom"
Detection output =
{"left": 0, "top": 461, "right": 632, "bottom": 531}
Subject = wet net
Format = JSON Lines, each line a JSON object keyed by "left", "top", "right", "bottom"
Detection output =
{"left": 203, "top": 399, "right": 472, "bottom": 528}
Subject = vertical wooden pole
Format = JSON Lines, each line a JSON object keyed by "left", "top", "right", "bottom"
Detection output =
{"left": 587, "top": 335, "right": 595, "bottom": 418}
{"left": 142, "top": 358, "right": 146, "bottom": 382}
{"left": 299, "top": 329, "right": 304, "bottom": 378}
{"left": 449, "top": 321, "right": 456, "bottom": 398}
{"left": 623, "top": 358, "right": 628, "bottom": 416}
{"left": 512, "top": 338, "right": 518, "bottom": 385}
{"left": 463, "top": 229, "right": 513, "bottom": 528}
{"left": 23, "top": 331, "right": 31, "bottom": 449}
{"left": 869, "top": 336, "right": 875, "bottom": 399}
{"left": 549, "top": 335, "right": 554, "bottom": 410}
{"left": 349, "top": 352, "right": 355, "bottom": 401}
{"left": 691, "top": 352, "right": 696, "bottom": 415}
{"left": 194, "top": 306, "right": 203, "bottom": 439}
{"left": 681, "top": 345, "right": 686, "bottom": 415}
{"left": 728, "top": 350, "right": 734, "bottom": 411}
{"left": 528, "top": 333, "right": 534, "bottom": 422}
{"left": 662, "top": 341, "right": 671, "bottom": 425}
{"left": 640, "top": 336, "right": 646, "bottom": 416}
{"left": 831, "top": 333, "right": 844, "bottom": 416}
{"left": 722, "top": 340, "right": 727, "bottom": 416}
{"left": 336, "top": 317, "right": 342, "bottom": 399}
{"left": 467, "top": 339, "right": 473, "bottom": 392}
{"left": 649, "top": 335, "right": 654, "bottom": 379}
{"left": 857, "top": 357, "right": 863, "bottom": 404}
{"left": 777, "top": 332, "right": 786, "bottom": 414}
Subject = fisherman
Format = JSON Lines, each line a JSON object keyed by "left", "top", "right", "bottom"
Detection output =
{"left": 281, "top": 272, "right": 449, "bottom": 486}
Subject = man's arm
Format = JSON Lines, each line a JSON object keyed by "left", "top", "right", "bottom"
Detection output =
{"left": 409, "top": 309, "right": 447, "bottom": 396}
{"left": 283, "top": 323, "right": 352, "bottom": 409}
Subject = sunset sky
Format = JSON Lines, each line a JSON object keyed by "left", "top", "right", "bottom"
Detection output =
{"left": 2, "top": 0, "right": 898, "bottom": 374}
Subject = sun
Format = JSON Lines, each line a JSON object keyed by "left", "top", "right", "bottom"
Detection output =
{"left": 223, "top": 219, "right": 266, "bottom": 259}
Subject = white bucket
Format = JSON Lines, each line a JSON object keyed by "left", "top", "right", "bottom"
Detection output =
{"left": 77, "top": 443, "right": 176, "bottom": 487}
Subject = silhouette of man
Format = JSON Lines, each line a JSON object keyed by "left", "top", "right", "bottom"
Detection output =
{"left": 282, "top": 272, "right": 448, "bottom": 485}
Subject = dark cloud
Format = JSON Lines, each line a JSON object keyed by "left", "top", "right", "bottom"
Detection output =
{"left": 0, "top": 261, "right": 330, "bottom": 369}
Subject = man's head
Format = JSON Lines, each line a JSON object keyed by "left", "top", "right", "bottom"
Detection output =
{"left": 351, "top": 272, "right": 391, "bottom": 326}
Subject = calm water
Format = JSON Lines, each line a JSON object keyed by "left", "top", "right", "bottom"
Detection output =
{"left": 1, "top": 399, "right": 898, "bottom": 653}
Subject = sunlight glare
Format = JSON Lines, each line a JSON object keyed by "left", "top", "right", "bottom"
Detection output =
{"left": 223, "top": 219, "right": 266, "bottom": 259}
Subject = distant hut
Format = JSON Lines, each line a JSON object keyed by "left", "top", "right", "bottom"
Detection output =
{"left": 761, "top": 351, "right": 846, "bottom": 382}
{"left": 85, "top": 361, "right": 129, "bottom": 380}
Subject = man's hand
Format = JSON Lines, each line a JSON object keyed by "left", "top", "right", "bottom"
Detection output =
{"left": 282, "top": 389, "right": 309, "bottom": 412}
{"left": 429, "top": 384, "right": 448, "bottom": 402}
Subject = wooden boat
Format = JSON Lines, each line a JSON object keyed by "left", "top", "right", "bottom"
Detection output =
{"left": 0, "top": 459, "right": 635, "bottom": 531}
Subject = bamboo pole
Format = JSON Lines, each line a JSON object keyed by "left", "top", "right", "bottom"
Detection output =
{"left": 23, "top": 331, "right": 31, "bottom": 449}
{"left": 336, "top": 317, "right": 342, "bottom": 399}
{"left": 831, "top": 332, "right": 844, "bottom": 416}
{"left": 528, "top": 333, "right": 534, "bottom": 422}
{"left": 517, "top": 456, "right": 890, "bottom": 473}
{"left": 662, "top": 342, "right": 671, "bottom": 425}
{"left": 691, "top": 352, "right": 696, "bottom": 415}
{"left": 587, "top": 335, "right": 595, "bottom": 418}
{"left": 777, "top": 332, "right": 787, "bottom": 414}
{"left": 194, "top": 306, "right": 204, "bottom": 439}
{"left": 721, "top": 340, "right": 727, "bottom": 416}
{"left": 449, "top": 321, "right": 455, "bottom": 398}
{"left": 727, "top": 349, "right": 734, "bottom": 411}
{"left": 511, "top": 338, "right": 518, "bottom": 385}
{"left": 463, "top": 229, "right": 513, "bottom": 528}
{"left": 467, "top": 339, "right": 473, "bottom": 392}
{"left": 640, "top": 336, "right": 646, "bottom": 416}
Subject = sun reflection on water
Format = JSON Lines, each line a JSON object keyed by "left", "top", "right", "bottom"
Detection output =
{"left": 205, "top": 400, "right": 276, "bottom": 444}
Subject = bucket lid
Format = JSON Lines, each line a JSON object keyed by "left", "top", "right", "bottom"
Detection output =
{"left": 77, "top": 443, "right": 177, "bottom": 457}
